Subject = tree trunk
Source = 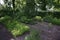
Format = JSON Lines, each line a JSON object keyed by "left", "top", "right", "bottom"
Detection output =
{"left": 12, "top": 0, "right": 15, "bottom": 9}
{"left": 58, "top": 0, "right": 59, "bottom": 4}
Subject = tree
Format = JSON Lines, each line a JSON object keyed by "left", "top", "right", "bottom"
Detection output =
{"left": 57, "top": 0, "right": 60, "bottom": 4}
{"left": 40, "top": 0, "right": 47, "bottom": 10}
{"left": 25, "top": 0, "right": 36, "bottom": 18}
{"left": 12, "top": 0, "right": 15, "bottom": 9}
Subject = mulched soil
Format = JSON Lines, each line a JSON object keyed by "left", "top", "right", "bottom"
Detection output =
{"left": 0, "top": 22, "right": 60, "bottom": 40}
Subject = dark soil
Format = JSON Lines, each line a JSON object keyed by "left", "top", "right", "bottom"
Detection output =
{"left": 28, "top": 22, "right": 60, "bottom": 40}
{"left": 0, "top": 22, "right": 14, "bottom": 40}
{"left": 0, "top": 22, "right": 60, "bottom": 40}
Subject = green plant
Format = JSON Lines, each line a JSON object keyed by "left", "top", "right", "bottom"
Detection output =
{"left": 0, "top": 16, "right": 11, "bottom": 24}
{"left": 43, "top": 15, "right": 60, "bottom": 25}
{"left": 34, "top": 16, "right": 42, "bottom": 22}
{"left": 19, "top": 16, "right": 36, "bottom": 24}
{"left": 6, "top": 20, "right": 30, "bottom": 37}
{"left": 51, "top": 18, "right": 60, "bottom": 25}
{"left": 0, "top": 16, "right": 30, "bottom": 37}
{"left": 25, "top": 30, "right": 40, "bottom": 40}
{"left": 20, "top": 16, "right": 28, "bottom": 23}
{"left": 43, "top": 15, "right": 53, "bottom": 22}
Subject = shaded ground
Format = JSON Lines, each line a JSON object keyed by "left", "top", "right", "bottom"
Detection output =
{"left": 0, "top": 22, "right": 60, "bottom": 40}
{"left": 28, "top": 22, "right": 60, "bottom": 40}
{"left": 15, "top": 22, "right": 60, "bottom": 40}
{"left": 0, "top": 23, "right": 14, "bottom": 40}
{"left": 15, "top": 32, "right": 29, "bottom": 40}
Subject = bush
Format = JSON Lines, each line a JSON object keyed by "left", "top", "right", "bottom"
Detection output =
{"left": 20, "top": 16, "right": 29, "bottom": 23}
{"left": 6, "top": 20, "right": 30, "bottom": 37}
{"left": 25, "top": 30, "right": 40, "bottom": 40}
{"left": 51, "top": 18, "right": 60, "bottom": 25}
{"left": 43, "top": 15, "right": 53, "bottom": 22}
{"left": 0, "top": 16, "right": 11, "bottom": 23}
{"left": 43, "top": 16, "right": 60, "bottom": 25}
{"left": 53, "top": 12, "right": 60, "bottom": 18}
{"left": 34, "top": 16, "right": 43, "bottom": 22}
{"left": 19, "top": 16, "right": 36, "bottom": 24}
{"left": 0, "top": 16, "right": 30, "bottom": 37}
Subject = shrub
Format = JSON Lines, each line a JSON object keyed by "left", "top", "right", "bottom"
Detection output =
{"left": 19, "top": 16, "right": 36, "bottom": 24}
{"left": 25, "top": 30, "right": 40, "bottom": 40}
{"left": 43, "top": 15, "right": 53, "bottom": 22}
{"left": 51, "top": 18, "right": 60, "bottom": 25}
{"left": 0, "top": 16, "right": 30, "bottom": 37}
{"left": 53, "top": 12, "right": 60, "bottom": 18}
{"left": 43, "top": 16, "right": 60, "bottom": 25}
{"left": 0, "top": 16, "right": 11, "bottom": 23}
{"left": 34, "top": 16, "right": 43, "bottom": 22}
{"left": 6, "top": 20, "right": 30, "bottom": 37}
{"left": 20, "top": 16, "right": 28, "bottom": 23}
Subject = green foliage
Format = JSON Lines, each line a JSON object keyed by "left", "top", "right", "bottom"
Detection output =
{"left": 19, "top": 16, "right": 28, "bottom": 23}
{"left": 6, "top": 20, "right": 30, "bottom": 37}
{"left": 51, "top": 18, "right": 60, "bottom": 25}
{"left": 0, "top": 0, "right": 60, "bottom": 39}
{"left": 43, "top": 15, "right": 60, "bottom": 25}
{"left": 34, "top": 16, "right": 43, "bottom": 22}
{"left": 0, "top": 16, "right": 11, "bottom": 23}
{"left": 37, "top": 13, "right": 47, "bottom": 17}
{"left": 53, "top": 12, "right": 60, "bottom": 18}
{"left": 0, "top": 16, "right": 30, "bottom": 37}
{"left": 43, "top": 15, "right": 53, "bottom": 22}
{"left": 25, "top": 30, "right": 40, "bottom": 40}
{"left": 19, "top": 16, "right": 36, "bottom": 24}
{"left": 24, "top": 0, "right": 35, "bottom": 18}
